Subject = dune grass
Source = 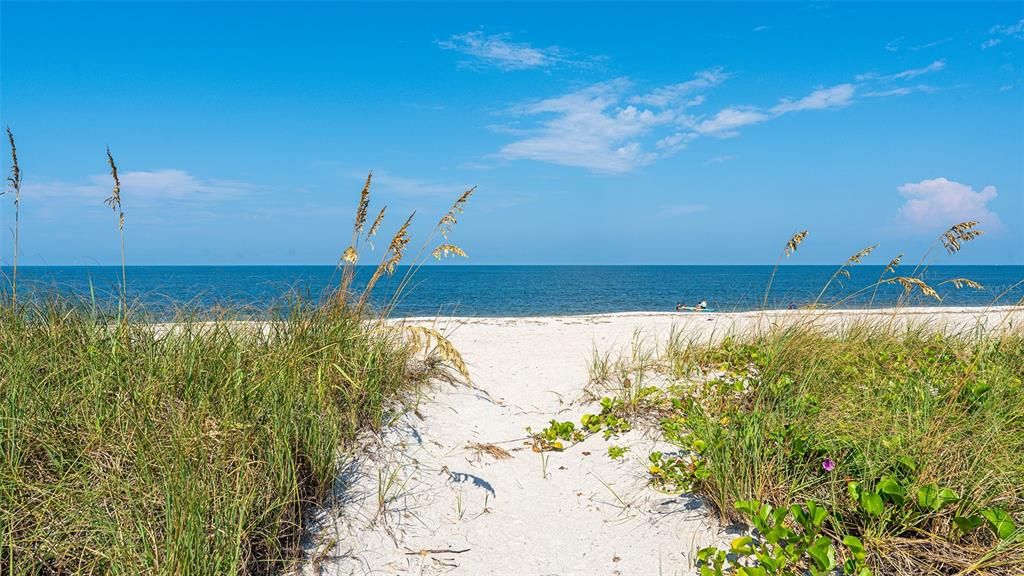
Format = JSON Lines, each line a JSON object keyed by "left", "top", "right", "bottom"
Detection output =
{"left": 0, "top": 300, "right": 446, "bottom": 574}
{"left": 582, "top": 317, "right": 1023, "bottom": 574}
{"left": 667, "top": 321, "right": 1024, "bottom": 574}
{"left": 1, "top": 128, "right": 476, "bottom": 573}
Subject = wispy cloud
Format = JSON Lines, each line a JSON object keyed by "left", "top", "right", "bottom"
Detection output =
{"left": 857, "top": 60, "right": 946, "bottom": 82}
{"left": 770, "top": 83, "right": 856, "bottom": 113}
{"left": 992, "top": 19, "right": 1024, "bottom": 38}
{"left": 24, "top": 169, "right": 252, "bottom": 206}
{"left": 492, "top": 57, "right": 945, "bottom": 172}
{"left": 886, "top": 36, "right": 952, "bottom": 52}
{"left": 983, "top": 18, "right": 1024, "bottom": 49}
{"left": 863, "top": 84, "right": 938, "bottom": 98}
{"left": 856, "top": 59, "right": 942, "bottom": 82}
{"left": 893, "top": 59, "right": 946, "bottom": 80}
{"left": 437, "top": 31, "right": 583, "bottom": 71}
{"left": 690, "top": 106, "right": 772, "bottom": 138}
{"left": 629, "top": 68, "right": 731, "bottom": 107}
{"left": 497, "top": 79, "right": 673, "bottom": 173}
{"left": 897, "top": 177, "right": 1001, "bottom": 232}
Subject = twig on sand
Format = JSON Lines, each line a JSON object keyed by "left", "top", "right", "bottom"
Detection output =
{"left": 405, "top": 548, "right": 471, "bottom": 555}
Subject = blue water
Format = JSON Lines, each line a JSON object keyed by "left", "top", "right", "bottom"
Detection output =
{"left": 3, "top": 265, "right": 1022, "bottom": 317}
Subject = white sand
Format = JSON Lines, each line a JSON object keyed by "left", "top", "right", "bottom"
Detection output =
{"left": 299, "top": 307, "right": 1023, "bottom": 576}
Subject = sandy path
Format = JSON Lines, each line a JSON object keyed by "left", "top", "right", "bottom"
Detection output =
{"left": 299, "top": 307, "right": 1022, "bottom": 576}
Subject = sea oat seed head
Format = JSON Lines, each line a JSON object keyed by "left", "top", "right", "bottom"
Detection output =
{"left": 432, "top": 244, "right": 468, "bottom": 260}
{"left": 785, "top": 230, "right": 808, "bottom": 258}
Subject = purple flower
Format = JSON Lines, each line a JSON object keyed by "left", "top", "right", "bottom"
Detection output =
{"left": 822, "top": 458, "right": 836, "bottom": 472}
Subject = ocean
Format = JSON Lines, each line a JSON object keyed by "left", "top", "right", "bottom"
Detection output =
{"left": 4, "top": 265, "right": 1022, "bottom": 318}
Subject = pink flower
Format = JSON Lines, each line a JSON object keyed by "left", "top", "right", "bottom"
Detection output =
{"left": 822, "top": 458, "right": 836, "bottom": 472}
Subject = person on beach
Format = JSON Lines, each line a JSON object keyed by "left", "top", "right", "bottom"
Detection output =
{"left": 696, "top": 300, "right": 708, "bottom": 310}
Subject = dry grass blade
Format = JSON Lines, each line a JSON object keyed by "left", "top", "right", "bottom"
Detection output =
{"left": 785, "top": 230, "right": 808, "bottom": 258}
{"left": 6, "top": 127, "right": 21, "bottom": 304}
{"left": 382, "top": 214, "right": 414, "bottom": 276}
{"left": 887, "top": 276, "right": 941, "bottom": 301}
{"left": 355, "top": 172, "right": 372, "bottom": 235}
{"left": 466, "top": 442, "right": 512, "bottom": 460}
{"left": 884, "top": 253, "right": 903, "bottom": 274}
{"left": 367, "top": 205, "right": 387, "bottom": 243}
{"left": 5, "top": 127, "right": 20, "bottom": 197}
{"left": 847, "top": 244, "right": 877, "bottom": 265}
{"left": 359, "top": 213, "right": 415, "bottom": 305}
{"left": 439, "top": 186, "right": 476, "bottom": 239}
{"left": 941, "top": 221, "right": 982, "bottom": 254}
{"left": 940, "top": 277, "right": 983, "bottom": 290}
{"left": 432, "top": 244, "right": 468, "bottom": 260}
{"left": 405, "top": 325, "right": 470, "bottom": 382}
{"left": 105, "top": 147, "right": 122, "bottom": 216}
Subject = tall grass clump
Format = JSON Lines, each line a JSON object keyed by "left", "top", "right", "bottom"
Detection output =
{"left": 0, "top": 157, "right": 476, "bottom": 573}
{"left": 664, "top": 324, "right": 1024, "bottom": 574}
{"left": 0, "top": 300, "right": 435, "bottom": 574}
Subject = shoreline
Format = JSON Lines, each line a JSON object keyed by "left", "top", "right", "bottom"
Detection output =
{"left": 396, "top": 304, "right": 1024, "bottom": 322}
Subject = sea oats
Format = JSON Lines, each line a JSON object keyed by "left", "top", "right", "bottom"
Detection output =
{"left": 367, "top": 205, "right": 387, "bottom": 244}
{"left": 764, "top": 229, "right": 809, "bottom": 308}
{"left": 785, "top": 230, "right": 808, "bottom": 258}
{"left": 405, "top": 325, "right": 470, "bottom": 382}
{"left": 105, "top": 147, "right": 127, "bottom": 317}
{"left": 847, "top": 244, "right": 877, "bottom": 265}
{"left": 888, "top": 276, "right": 941, "bottom": 301}
{"left": 355, "top": 172, "right": 372, "bottom": 235}
{"left": 439, "top": 186, "right": 475, "bottom": 239}
{"left": 341, "top": 246, "right": 358, "bottom": 264}
{"left": 941, "top": 221, "right": 982, "bottom": 255}
{"left": 941, "top": 278, "right": 983, "bottom": 290}
{"left": 884, "top": 253, "right": 903, "bottom": 274}
{"left": 6, "top": 128, "right": 21, "bottom": 303}
{"left": 432, "top": 244, "right": 468, "bottom": 260}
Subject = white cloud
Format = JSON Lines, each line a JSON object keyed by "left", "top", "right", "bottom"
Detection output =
{"left": 753, "top": 25, "right": 770, "bottom": 32}
{"left": 770, "top": 83, "right": 856, "bottom": 114}
{"left": 23, "top": 169, "right": 251, "bottom": 206}
{"left": 497, "top": 79, "right": 674, "bottom": 173}
{"left": 863, "top": 84, "right": 937, "bottom": 98}
{"left": 857, "top": 59, "right": 946, "bottom": 82}
{"left": 692, "top": 107, "right": 771, "bottom": 137}
{"left": 897, "top": 177, "right": 1001, "bottom": 231}
{"left": 991, "top": 19, "right": 1024, "bottom": 38}
{"left": 437, "top": 31, "right": 579, "bottom": 71}
{"left": 491, "top": 58, "right": 941, "bottom": 172}
{"left": 892, "top": 59, "right": 946, "bottom": 80}
{"left": 982, "top": 19, "right": 1023, "bottom": 50}
{"left": 885, "top": 37, "right": 904, "bottom": 52}
{"left": 629, "top": 68, "right": 731, "bottom": 107}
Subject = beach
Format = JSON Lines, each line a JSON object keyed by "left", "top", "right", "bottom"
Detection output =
{"left": 299, "top": 306, "right": 1024, "bottom": 575}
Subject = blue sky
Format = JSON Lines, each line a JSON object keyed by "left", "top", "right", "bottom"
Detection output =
{"left": 2, "top": 1, "right": 1022, "bottom": 265}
